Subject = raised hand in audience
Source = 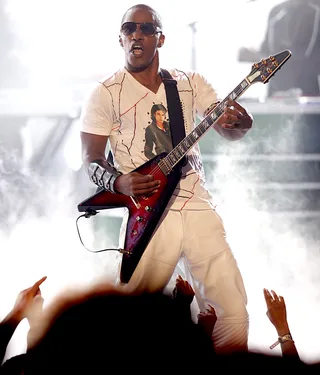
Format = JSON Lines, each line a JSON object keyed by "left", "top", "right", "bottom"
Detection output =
{"left": 197, "top": 304, "right": 217, "bottom": 338}
{"left": 11, "top": 276, "right": 47, "bottom": 324}
{"left": 0, "top": 276, "right": 47, "bottom": 364}
{"left": 172, "top": 275, "right": 195, "bottom": 306}
{"left": 263, "top": 288, "right": 299, "bottom": 359}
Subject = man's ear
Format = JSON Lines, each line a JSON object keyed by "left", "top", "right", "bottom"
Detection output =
{"left": 119, "top": 36, "right": 124, "bottom": 47}
{"left": 157, "top": 34, "right": 165, "bottom": 48}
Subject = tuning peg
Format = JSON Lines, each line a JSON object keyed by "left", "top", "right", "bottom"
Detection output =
{"left": 252, "top": 63, "right": 259, "bottom": 69}
{"left": 261, "top": 59, "right": 267, "bottom": 65}
{"left": 269, "top": 55, "right": 275, "bottom": 61}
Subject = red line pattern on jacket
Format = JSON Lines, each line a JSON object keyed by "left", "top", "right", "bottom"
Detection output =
{"left": 178, "top": 174, "right": 200, "bottom": 211}
{"left": 120, "top": 92, "right": 149, "bottom": 118}
{"left": 128, "top": 105, "right": 138, "bottom": 152}
{"left": 103, "top": 72, "right": 149, "bottom": 167}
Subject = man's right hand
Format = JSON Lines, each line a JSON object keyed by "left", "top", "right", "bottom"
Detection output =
{"left": 114, "top": 172, "right": 161, "bottom": 197}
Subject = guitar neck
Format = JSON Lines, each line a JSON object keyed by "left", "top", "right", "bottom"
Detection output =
{"left": 159, "top": 77, "right": 252, "bottom": 175}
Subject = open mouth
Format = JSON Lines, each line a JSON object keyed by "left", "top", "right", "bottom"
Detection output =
{"left": 130, "top": 43, "right": 144, "bottom": 56}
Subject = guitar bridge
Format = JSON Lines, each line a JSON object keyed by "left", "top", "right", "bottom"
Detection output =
{"left": 130, "top": 196, "right": 141, "bottom": 209}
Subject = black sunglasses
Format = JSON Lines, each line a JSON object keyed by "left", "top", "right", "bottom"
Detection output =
{"left": 120, "top": 22, "right": 162, "bottom": 36}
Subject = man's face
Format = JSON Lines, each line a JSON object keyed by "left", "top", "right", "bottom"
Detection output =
{"left": 155, "top": 110, "right": 166, "bottom": 123}
{"left": 119, "top": 8, "right": 164, "bottom": 72}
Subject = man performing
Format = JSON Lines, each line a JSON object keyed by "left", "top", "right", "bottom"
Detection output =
{"left": 80, "top": 3, "right": 253, "bottom": 353}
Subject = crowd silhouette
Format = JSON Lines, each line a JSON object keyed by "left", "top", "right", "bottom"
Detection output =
{"left": 1, "top": 274, "right": 318, "bottom": 374}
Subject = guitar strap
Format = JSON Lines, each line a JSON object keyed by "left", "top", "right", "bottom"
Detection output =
{"left": 160, "top": 68, "right": 187, "bottom": 165}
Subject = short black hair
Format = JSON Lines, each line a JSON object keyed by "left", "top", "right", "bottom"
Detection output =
{"left": 121, "top": 4, "right": 163, "bottom": 30}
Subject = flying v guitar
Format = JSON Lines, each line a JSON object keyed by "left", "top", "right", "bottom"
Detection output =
{"left": 78, "top": 49, "right": 292, "bottom": 283}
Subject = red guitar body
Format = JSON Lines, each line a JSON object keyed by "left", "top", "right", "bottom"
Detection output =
{"left": 78, "top": 153, "right": 182, "bottom": 283}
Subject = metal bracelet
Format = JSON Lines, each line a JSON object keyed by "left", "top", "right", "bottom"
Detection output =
{"left": 88, "top": 160, "right": 122, "bottom": 193}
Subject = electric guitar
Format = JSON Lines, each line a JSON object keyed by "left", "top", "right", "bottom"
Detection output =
{"left": 78, "top": 49, "right": 292, "bottom": 283}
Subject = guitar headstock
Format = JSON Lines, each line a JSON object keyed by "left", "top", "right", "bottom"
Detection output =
{"left": 246, "top": 49, "right": 292, "bottom": 85}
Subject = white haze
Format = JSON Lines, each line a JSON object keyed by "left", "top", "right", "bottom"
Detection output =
{"left": 206, "top": 121, "right": 320, "bottom": 363}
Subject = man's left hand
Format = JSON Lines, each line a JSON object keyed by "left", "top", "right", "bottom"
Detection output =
{"left": 217, "top": 100, "right": 253, "bottom": 131}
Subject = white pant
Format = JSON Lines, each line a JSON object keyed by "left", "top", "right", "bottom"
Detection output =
{"left": 121, "top": 208, "right": 249, "bottom": 353}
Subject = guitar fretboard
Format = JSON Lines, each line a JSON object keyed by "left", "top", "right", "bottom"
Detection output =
{"left": 158, "top": 78, "right": 250, "bottom": 175}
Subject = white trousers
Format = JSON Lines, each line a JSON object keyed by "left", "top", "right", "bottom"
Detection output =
{"left": 121, "top": 208, "right": 249, "bottom": 353}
